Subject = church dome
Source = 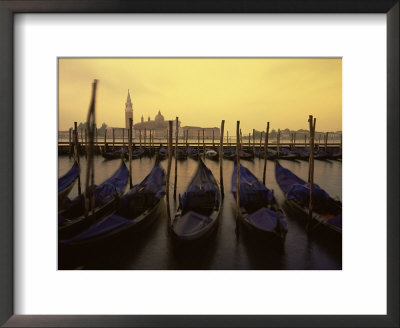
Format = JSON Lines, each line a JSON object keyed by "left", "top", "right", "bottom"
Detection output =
{"left": 155, "top": 110, "right": 165, "bottom": 122}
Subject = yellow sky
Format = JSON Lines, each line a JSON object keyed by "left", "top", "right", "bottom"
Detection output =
{"left": 58, "top": 58, "right": 341, "bottom": 134}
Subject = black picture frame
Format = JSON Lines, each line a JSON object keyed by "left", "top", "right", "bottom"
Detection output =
{"left": 0, "top": 1, "right": 398, "bottom": 327}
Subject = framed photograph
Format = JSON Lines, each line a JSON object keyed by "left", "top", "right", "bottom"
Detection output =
{"left": 0, "top": 1, "right": 398, "bottom": 327}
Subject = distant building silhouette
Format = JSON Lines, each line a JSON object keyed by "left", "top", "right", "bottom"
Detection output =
{"left": 125, "top": 89, "right": 133, "bottom": 129}
{"left": 133, "top": 110, "right": 180, "bottom": 138}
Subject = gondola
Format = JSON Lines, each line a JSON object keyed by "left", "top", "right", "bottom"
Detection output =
{"left": 239, "top": 150, "right": 254, "bottom": 161}
{"left": 254, "top": 148, "right": 278, "bottom": 160}
{"left": 58, "top": 162, "right": 79, "bottom": 207}
{"left": 123, "top": 147, "right": 145, "bottom": 160}
{"left": 231, "top": 163, "right": 287, "bottom": 244}
{"left": 326, "top": 148, "right": 342, "bottom": 160}
{"left": 274, "top": 161, "right": 342, "bottom": 235}
{"left": 292, "top": 148, "right": 309, "bottom": 160}
{"left": 102, "top": 146, "right": 127, "bottom": 160}
{"left": 223, "top": 147, "right": 236, "bottom": 160}
{"left": 171, "top": 159, "right": 221, "bottom": 240}
{"left": 253, "top": 147, "right": 263, "bottom": 158}
{"left": 175, "top": 147, "right": 188, "bottom": 160}
{"left": 187, "top": 146, "right": 199, "bottom": 159}
{"left": 279, "top": 148, "right": 299, "bottom": 161}
{"left": 205, "top": 149, "right": 219, "bottom": 161}
{"left": 60, "top": 161, "right": 166, "bottom": 247}
{"left": 314, "top": 150, "right": 330, "bottom": 160}
{"left": 58, "top": 160, "right": 129, "bottom": 239}
{"left": 158, "top": 146, "right": 168, "bottom": 159}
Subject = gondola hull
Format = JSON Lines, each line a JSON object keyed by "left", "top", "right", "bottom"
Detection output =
{"left": 236, "top": 207, "right": 287, "bottom": 246}
{"left": 58, "top": 197, "right": 121, "bottom": 240}
{"left": 231, "top": 163, "right": 287, "bottom": 245}
{"left": 58, "top": 161, "right": 129, "bottom": 239}
{"left": 58, "top": 182, "right": 75, "bottom": 207}
{"left": 205, "top": 150, "right": 219, "bottom": 161}
{"left": 171, "top": 159, "right": 221, "bottom": 241}
{"left": 274, "top": 161, "right": 342, "bottom": 236}
{"left": 60, "top": 197, "right": 163, "bottom": 248}
{"left": 60, "top": 163, "right": 166, "bottom": 247}
{"left": 58, "top": 162, "right": 79, "bottom": 207}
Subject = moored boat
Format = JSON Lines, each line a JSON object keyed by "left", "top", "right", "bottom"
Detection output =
{"left": 239, "top": 150, "right": 254, "bottom": 161}
{"left": 223, "top": 147, "right": 236, "bottom": 160}
{"left": 60, "top": 161, "right": 166, "bottom": 247}
{"left": 158, "top": 146, "right": 168, "bottom": 159}
{"left": 205, "top": 149, "right": 219, "bottom": 161}
{"left": 171, "top": 159, "right": 221, "bottom": 241}
{"left": 58, "top": 162, "right": 79, "bottom": 207}
{"left": 314, "top": 150, "right": 330, "bottom": 160}
{"left": 274, "top": 161, "right": 342, "bottom": 235}
{"left": 102, "top": 146, "right": 127, "bottom": 160}
{"left": 279, "top": 148, "right": 299, "bottom": 160}
{"left": 232, "top": 163, "right": 287, "bottom": 244}
{"left": 175, "top": 147, "right": 188, "bottom": 160}
{"left": 292, "top": 148, "right": 309, "bottom": 160}
{"left": 326, "top": 147, "right": 342, "bottom": 160}
{"left": 58, "top": 160, "right": 129, "bottom": 239}
{"left": 187, "top": 146, "right": 199, "bottom": 159}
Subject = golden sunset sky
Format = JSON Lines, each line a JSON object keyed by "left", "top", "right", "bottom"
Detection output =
{"left": 58, "top": 58, "right": 341, "bottom": 134}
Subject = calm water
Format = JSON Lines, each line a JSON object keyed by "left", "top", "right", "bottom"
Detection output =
{"left": 58, "top": 154, "right": 342, "bottom": 270}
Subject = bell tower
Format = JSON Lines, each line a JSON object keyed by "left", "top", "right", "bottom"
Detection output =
{"left": 125, "top": 89, "right": 133, "bottom": 129}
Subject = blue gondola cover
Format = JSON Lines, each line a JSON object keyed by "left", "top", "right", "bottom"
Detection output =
{"left": 231, "top": 164, "right": 275, "bottom": 208}
{"left": 58, "top": 163, "right": 79, "bottom": 193}
{"left": 63, "top": 164, "right": 165, "bottom": 243}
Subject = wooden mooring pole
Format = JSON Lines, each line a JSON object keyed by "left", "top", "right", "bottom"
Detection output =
{"left": 185, "top": 130, "right": 189, "bottom": 152}
{"left": 173, "top": 117, "right": 178, "bottom": 200}
{"left": 166, "top": 121, "right": 173, "bottom": 227}
{"left": 235, "top": 121, "right": 241, "bottom": 237}
{"left": 263, "top": 122, "right": 270, "bottom": 185}
{"left": 144, "top": 128, "right": 147, "bottom": 152}
{"left": 84, "top": 79, "right": 97, "bottom": 218}
{"left": 129, "top": 118, "right": 133, "bottom": 188}
{"left": 112, "top": 128, "right": 115, "bottom": 148}
{"left": 219, "top": 120, "right": 225, "bottom": 198}
{"left": 308, "top": 115, "right": 316, "bottom": 229}
{"left": 277, "top": 129, "right": 280, "bottom": 158}
{"left": 252, "top": 129, "right": 255, "bottom": 153}
{"left": 325, "top": 132, "right": 329, "bottom": 151}
{"left": 95, "top": 126, "right": 98, "bottom": 150}
{"left": 149, "top": 129, "right": 152, "bottom": 156}
{"left": 68, "top": 128, "right": 72, "bottom": 158}
{"left": 197, "top": 130, "right": 200, "bottom": 159}
{"left": 74, "top": 121, "right": 81, "bottom": 196}
{"left": 84, "top": 128, "right": 88, "bottom": 158}
{"left": 202, "top": 128, "right": 205, "bottom": 159}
